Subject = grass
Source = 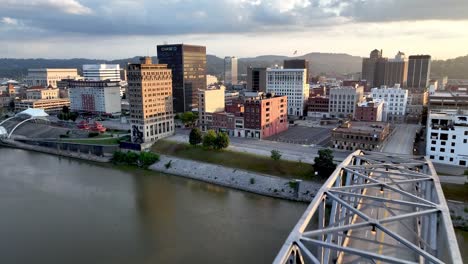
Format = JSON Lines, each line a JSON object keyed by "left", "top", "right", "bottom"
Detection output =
{"left": 60, "top": 138, "right": 120, "bottom": 145}
{"left": 441, "top": 183, "right": 468, "bottom": 203}
{"left": 151, "top": 140, "right": 317, "bottom": 181}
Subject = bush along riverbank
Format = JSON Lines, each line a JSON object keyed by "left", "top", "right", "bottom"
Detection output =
{"left": 112, "top": 151, "right": 160, "bottom": 169}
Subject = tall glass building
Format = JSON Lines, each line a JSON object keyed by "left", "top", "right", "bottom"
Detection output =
{"left": 157, "top": 44, "right": 207, "bottom": 113}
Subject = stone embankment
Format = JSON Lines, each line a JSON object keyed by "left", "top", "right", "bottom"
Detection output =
{"left": 150, "top": 155, "right": 322, "bottom": 202}
{"left": 447, "top": 200, "right": 468, "bottom": 230}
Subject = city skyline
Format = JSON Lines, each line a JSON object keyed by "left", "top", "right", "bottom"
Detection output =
{"left": 0, "top": 0, "right": 468, "bottom": 60}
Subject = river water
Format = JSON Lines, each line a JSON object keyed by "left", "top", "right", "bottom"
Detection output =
{"left": 0, "top": 148, "right": 307, "bottom": 264}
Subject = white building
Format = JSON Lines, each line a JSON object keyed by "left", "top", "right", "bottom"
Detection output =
{"left": 224, "top": 57, "right": 238, "bottom": 85}
{"left": 207, "top": 74, "right": 218, "bottom": 85}
{"left": 266, "top": 68, "right": 309, "bottom": 116}
{"left": 370, "top": 85, "right": 408, "bottom": 122}
{"left": 83, "top": 64, "right": 121, "bottom": 82}
{"left": 198, "top": 85, "right": 226, "bottom": 131}
{"left": 68, "top": 80, "right": 121, "bottom": 115}
{"left": 329, "top": 86, "right": 364, "bottom": 118}
{"left": 426, "top": 110, "right": 468, "bottom": 167}
{"left": 25, "top": 68, "right": 79, "bottom": 88}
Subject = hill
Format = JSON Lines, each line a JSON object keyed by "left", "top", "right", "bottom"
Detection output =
{"left": 431, "top": 55, "right": 468, "bottom": 79}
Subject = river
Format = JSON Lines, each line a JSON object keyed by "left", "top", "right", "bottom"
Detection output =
{"left": 0, "top": 148, "right": 307, "bottom": 264}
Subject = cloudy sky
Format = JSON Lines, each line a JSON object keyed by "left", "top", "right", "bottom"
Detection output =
{"left": 1, "top": 0, "right": 467, "bottom": 60}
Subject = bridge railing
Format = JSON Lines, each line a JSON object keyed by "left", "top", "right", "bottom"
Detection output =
{"left": 274, "top": 150, "right": 462, "bottom": 264}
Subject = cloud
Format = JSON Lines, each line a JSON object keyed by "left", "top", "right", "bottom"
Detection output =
{"left": 1, "top": 17, "right": 18, "bottom": 25}
{"left": 0, "top": 0, "right": 92, "bottom": 15}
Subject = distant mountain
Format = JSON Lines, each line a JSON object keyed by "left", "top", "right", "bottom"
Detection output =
{"left": 1, "top": 53, "right": 467, "bottom": 81}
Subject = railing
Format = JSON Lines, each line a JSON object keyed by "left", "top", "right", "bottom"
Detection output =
{"left": 274, "top": 150, "right": 462, "bottom": 264}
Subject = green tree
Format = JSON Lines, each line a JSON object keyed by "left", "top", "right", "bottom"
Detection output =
{"left": 138, "top": 152, "right": 160, "bottom": 168}
{"left": 314, "top": 149, "right": 337, "bottom": 179}
{"left": 203, "top": 129, "right": 217, "bottom": 149}
{"left": 271, "top": 150, "right": 282, "bottom": 161}
{"left": 214, "top": 132, "right": 230, "bottom": 150}
{"left": 62, "top": 105, "right": 70, "bottom": 114}
{"left": 179, "top": 112, "right": 198, "bottom": 127}
{"left": 189, "top": 127, "right": 203, "bottom": 145}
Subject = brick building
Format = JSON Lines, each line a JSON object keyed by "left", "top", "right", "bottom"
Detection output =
{"left": 244, "top": 94, "right": 288, "bottom": 139}
{"left": 307, "top": 96, "right": 330, "bottom": 118}
{"left": 355, "top": 99, "right": 384, "bottom": 122}
{"left": 331, "top": 121, "right": 390, "bottom": 151}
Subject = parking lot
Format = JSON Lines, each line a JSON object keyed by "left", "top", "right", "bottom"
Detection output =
{"left": 266, "top": 126, "right": 333, "bottom": 146}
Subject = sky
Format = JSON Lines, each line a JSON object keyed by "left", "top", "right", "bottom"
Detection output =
{"left": 0, "top": 0, "right": 468, "bottom": 60}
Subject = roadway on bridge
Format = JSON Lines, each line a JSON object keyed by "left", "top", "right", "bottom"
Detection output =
{"left": 342, "top": 124, "right": 421, "bottom": 263}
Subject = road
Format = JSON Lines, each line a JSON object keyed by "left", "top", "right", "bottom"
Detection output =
{"left": 381, "top": 124, "right": 420, "bottom": 154}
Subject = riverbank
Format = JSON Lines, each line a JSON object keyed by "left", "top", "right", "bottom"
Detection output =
{"left": 0, "top": 139, "right": 111, "bottom": 163}
{"left": 150, "top": 155, "right": 322, "bottom": 202}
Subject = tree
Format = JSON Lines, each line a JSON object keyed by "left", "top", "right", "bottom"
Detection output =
{"left": 179, "top": 112, "right": 198, "bottom": 127}
{"left": 8, "top": 101, "right": 15, "bottom": 111}
{"left": 189, "top": 128, "right": 203, "bottom": 145}
{"left": 271, "top": 150, "right": 282, "bottom": 161}
{"left": 62, "top": 105, "right": 70, "bottom": 114}
{"left": 202, "top": 130, "right": 217, "bottom": 149}
{"left": 214, "top": 132, "right": 230, "bottom": 150}
{"left": 314, "top": 149, "right": 337, "bottom": 179}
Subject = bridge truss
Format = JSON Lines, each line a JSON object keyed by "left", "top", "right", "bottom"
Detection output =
{"left": 274, "top": 150, "right": 462, "bottom": 264}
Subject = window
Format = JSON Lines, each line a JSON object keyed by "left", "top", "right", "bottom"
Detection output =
{"left": 439, "top": 156, "right": 444, "bottom": 161}
{"left": 460, "top": 160, "right": 466, "bottom": 166}
{"left": 440, "top": 148, "right": 445, "bottom": 152}
{"left": 430, "top": 155, "right": 434, "bottom": 159}
{"left": 452, "top": 142, "right": 456, "bottom": 147}
{"left": 451, "top": 149, "right": 455, "bottom": 153}
{"left": 430, "top": 147, "right": 436, "bottom": 151}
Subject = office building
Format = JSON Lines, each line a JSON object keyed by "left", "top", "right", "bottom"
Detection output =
{"left": 307, "top": 96, "right": 330, "bottom": 118}
{"left": 329, "top": 86, "right": 364, "bottom": 118}
{"left": 83, "top": 64, "right": 121, "bottom": 81}
{"left": 247, "top": 67, "right": 267, "bottom": 92}
{"left": 266, "top": 68, "right": 309, "bottom": 116}
{"left": 26, "top": 86, "right": 59, "bottom": 100}
{"left": 371, "top": 86, "right": 408, "bottom": 122}
{"left": 362, "top": 49, "right": 383, "bottom": 88}
{"left": 25, "top": 68, "right": 79, "bottom": 88}
{"left": 355, "top": 99, "right": 384, "bottom": 122}
{"left": 157, "top": 44, "right": 207, "bottom": 112}
{"left": 244, "top": 94, "right": 288, "bottom": 139}
{"left": 198, "top": 85, "right": 226, "bottom": 131}
{"left": 331, "top": 121, "right": 390, "bottom": 151}
{"left": 407, "top": 55, "right": 431, "bottom": 89}
{"left": 384, "top": 52, "right": 408, "bottom": 87}
{"left": 68, "top": 80, "right": 121, "bottom": 115}
{"left": 15, "top": 98, "right": 70, "bottom": 114}
{"left": 127, "top": 57, "right": 174, "bottom": 144}
{"left": 284, "top": 59, "right": 309, "bottom": 84}
{"left": 429, "top": 90, "right": 468, "bottom": 111}
{"left": 426, "top": 110, "right": 468, "bottom": 167}
{"left": 224, "top": 56, "right": 238, "bottom": 85}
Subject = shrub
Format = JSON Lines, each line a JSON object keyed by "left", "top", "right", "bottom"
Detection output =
{"left": 214, "top": 132, "right": 230, "bottom": 150}
{"left": 271, "top": 150, "right": 282, "bottom": 161}
{"left": 88, "top": 132, "right": 99, "bottom": 138}
{"left": 139, "top": 152, "right": 160, "bottom": 168}
{"left": 165, "top": 160, "right": 173, "bottom": 169}
{"left": 112, "top": 151, "right": 159, "bottom": 169}
{"left": 464, "top": 170, "right": 468, "bottom": 176}
{"left": 314, "top": 149, "right": 337, "bottom": 179}
{"left": 189, "top": 128, "right": 203, "bottom": 145}
{"left": 202, "top": 130, "right": 217, "bottom": 149}
{"left": 59, "top": 134, "right": 69, "bottom": 138}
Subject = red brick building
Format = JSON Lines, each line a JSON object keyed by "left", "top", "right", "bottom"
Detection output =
{"left": 244, "top": 94, "right": 288, "bottom": 139}
{"left": 307, "top": 96, "right": 330, "bottom": 118}
{"left": 354, "top": 99, "right": 384, "bottom": 122}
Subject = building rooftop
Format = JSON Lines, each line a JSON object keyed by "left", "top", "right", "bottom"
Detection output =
{"left": 357, "top": 99, "right": 384, "bottom": 107}
{"left": 333, "top": 121, "right": 389, "bottom": 133}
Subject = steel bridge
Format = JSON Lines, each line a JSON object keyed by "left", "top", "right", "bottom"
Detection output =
{"left": 274, "top": 150, "right": 462, "bottom": 264}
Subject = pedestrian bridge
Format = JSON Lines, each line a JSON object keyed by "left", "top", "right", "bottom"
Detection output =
{"left": 274, "top": 150, "right": 462, "bottom": 264}
{"left": 0, "top": 108, "right": 49, "bottom": 139}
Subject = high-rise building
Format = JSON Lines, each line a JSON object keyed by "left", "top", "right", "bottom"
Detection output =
{"left": 246, "top": 67, "right": 267, "bottom": 92}
{"left": 384, "top": 52, "right": 408, "bottom": 87}
{"left": 224, "top": 56, "right": 238, "bottom": 85}
{"left": 83, "top": 64, "right": 121, "bottom": 82}
{"left": 362, "top": 49, "right": 383, "bottom": 87}
{"left": 374, "top": 57, "right": 388, "bottom": 88}
{"left": 266, "top": 68, "right": 309, "bottom": 116}
{"left": 127, "top": 57, "right": 174, "bottom": 144}
{"left": 407, "top": 55, "right": 431, "bottom": 89}
{"left": 25, "top": 68, "right": 79, "bottom": 88}
{"left": 156, "top": 44, "right": 207, "bottom": 112}
{"left": 68, "top": 80, "right": 121, "bottom": 115}
{"left": 284, "top": 59, "right": 309, "bottom": 84}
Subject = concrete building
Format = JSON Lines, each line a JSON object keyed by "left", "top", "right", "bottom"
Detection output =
{"left": 206, "top": 75, "right": 218, "bottom": 85}
{"left": 362, "top": 49, "right": 383, "bottom": 88}
{"left": 225, "top": 91, "right": 240, "bottom": 105}
{"left": 407, "top": 55, "right": 431, "bottom": 89}
{"left": 127, "top": 57, "right": 174, "bottom": 145}
{"left": 307, "top": 96, "right": 330, "bottom": 118}
{"left": 68, "top": 80, "right": 121, "bottom": 115}
{"left": 429, "top": 91, "right": 468, "bottom": 111}
{"left": 247, "top": 67, "right": 267, "bottom": 92}
{"left": 331, "top": 121, "right": 390, "bottom": 151}
{"left": 406, "top": 88, "right": 428, "bottom": 123}
{"left": 284, "top": 59, "right": 309, "bottom": 84}
{"left": 198, "top": 85, "right": 226, "bottom": 131}
{"left": 266, "top": 68, "right": 309, "bottom": 117}
{"left": 355, "top": 99, "right": 384, "bottom": 122}
{"left": 157, "top": 44, "right": 207, "bottom": 112}
{"left": 244, "top": 94, "right": 288, "bottom": 139}
{"left": 370, "top": 86, "right": 408, "bottom": 122}
{"left": 384, "top": 51, "right": 408, "bottom": 87}
{"left": 25, "top": 69, "right": 79, "bottom": 88}
{"left": 426, "top": 110, "right": 468, "bottom": 167}
{"left": 224, "top": 56, "right": 238, "bottom": 85}
{"left": 329, "top": 86, "right": 364, "bottom": 118}
{"left": 26, "top": 86, "right": 59, "bottom": 100}
{"left": 15, "top": 98, "right": 70, "bottom": 114}
{"left": 83, "top": 64, "right": 121, "bottom": 81}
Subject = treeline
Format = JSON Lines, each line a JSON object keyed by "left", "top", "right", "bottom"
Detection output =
{"left": 112, "top": 151, "right": 160, "bottom": 168}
